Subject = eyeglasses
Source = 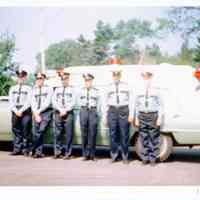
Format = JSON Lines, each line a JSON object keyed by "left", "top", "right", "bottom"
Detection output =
{"left": 36, "top": 77, "right": 44, "bottom": 80}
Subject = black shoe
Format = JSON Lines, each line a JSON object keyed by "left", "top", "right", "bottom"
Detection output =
{"left": 54, "top": 154, "right": 63, "bottom": 159}
{"left": 110, "top": 157, "right": 117, "bottom": 163}
{"left": 10, "top": 151, "right": 21, "bottom": 156}
{"left": 90, "top": 157, "right": 97, "bottom": 162}
{"left": 82, "top": 156, "right": 90, "bottom": 161}
{"left": 33, "top": 154, "right": 45, "bottom": 159}
{"left": 63, "top": 154, "right": 71, "bottom": 160}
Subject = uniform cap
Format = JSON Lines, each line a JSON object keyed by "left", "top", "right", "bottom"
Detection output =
{"left": 111, "top": 70, "right": 122, "bottom": 76}
{"left": 16, "top": 70, "right": 28, "bottom": 78}
{"left": 83, "top": 73, "right": 94, "bottom": 80}
{"left": 140, "top": 67, "right": 154, "bottom": 77}
{"left": 35, "top": 72, "right": 46, "bottom": 79}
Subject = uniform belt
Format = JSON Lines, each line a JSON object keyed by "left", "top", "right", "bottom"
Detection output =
{"left": 109, "top": 105, "right": 128, "bottom": 110}
{"left": 81, "top": 106, "right": 97, "bottom": 110}
{"left": 16, "top": 105, "right": 23, "bottom": 110}
{"left": 139, "top": 111, "right": 158, "bottom": 114}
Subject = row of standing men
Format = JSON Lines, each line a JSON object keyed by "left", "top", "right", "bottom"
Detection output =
{"left": 9, "top": 68, "right": 163, "bottom": 165}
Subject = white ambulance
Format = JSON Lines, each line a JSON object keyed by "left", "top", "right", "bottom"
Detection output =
{"left": 1, "top": 63, "right": 200, "bottom": 161}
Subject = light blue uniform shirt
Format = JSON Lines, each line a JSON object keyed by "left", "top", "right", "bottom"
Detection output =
{"left": 103, "top": 81, "right": 134, "bottom": 118}
{"left": 52, "top": 85, "right": 76, "bottom": 112}
{"left": 135, "top": 86, "right": 164, "bottom": 124}
{"left": 78, "top": 86, "right": 101, "bottom": 112}
{"left": 31, "top": 85, "right": 53, "bottom": 114}
{"left": 9, "top": 84, "right": 32, "bottom": 113}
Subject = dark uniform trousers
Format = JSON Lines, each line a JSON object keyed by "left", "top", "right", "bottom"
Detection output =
{"left": 80, "top": 107, "right": 98, "bottom": 159}
{"left": 32, "top": 108, "right": 52, "bottom": 155}
{"left": 138, "top": 112, "right": 160, "bottom": 162}
{"left": 107, "top": 105, "right": 129, "bottom": 160}
{"left": 54, "top": 110, "right": 74, "bottom": 156}
{"left": 11, "top": 108, "right": 32, "bottom": 153}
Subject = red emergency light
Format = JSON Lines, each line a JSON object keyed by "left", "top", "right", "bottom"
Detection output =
{"left": 194, "top": 69, "right": 200, "bottom": 80}
{"left": 108, "top": 57, "right": 122, "bottom": 65}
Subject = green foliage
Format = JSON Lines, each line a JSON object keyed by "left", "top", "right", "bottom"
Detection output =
{"left": 0, "top": 75, "right": 14, "bottom": 96}
{"left": 166, "top": 7, "right": 200, "bottom": 38}
{"left": 0, "top": 32, "right": 16, "bottom": 68}
{"left": 36, "top": 19, "right": 157, "bottom": 68}
{"left": 0, "top": 32, "right": 16, "bottom": 95}
{"left": 194, "top": 37, "right": 200, "bottom": 63}
{"left": 36, "top": 16, "right": 196, "bottom": 67}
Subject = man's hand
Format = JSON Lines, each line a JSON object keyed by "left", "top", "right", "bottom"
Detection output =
{"left": 156, "top": 120, "right": 161, "bottom": 128}
{"left": 60, "top": 110, "right": 67, "bottom": 117}
{"left": 134, "top": 118, "right": 139, "bottom": 127}
{"left": 128, "top": 116, "right": 134, "bottom": 124}
{"left": 15, "top": 111, "right": 22, "bottom": 117}
{"left": 33, "top": 112, "right": 42, "bottom": 123}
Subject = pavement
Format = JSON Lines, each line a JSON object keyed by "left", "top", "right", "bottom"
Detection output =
{"left": 1, "top": 147, "right": 200, "bottom": 186}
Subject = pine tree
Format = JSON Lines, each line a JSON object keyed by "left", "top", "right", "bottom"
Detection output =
{"left": 194, "top": 37, "right": 200, "bottom": 63}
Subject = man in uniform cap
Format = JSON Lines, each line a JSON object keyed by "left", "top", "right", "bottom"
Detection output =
{"left": 134, "top": 68, "right": 164, "bottom": 165}
{"left": 9, "top": 69, "right": 32, "bottom": 156}
{"left": 103, "top": 68, "right": 134, "bottom": 164}
{"left": 78, "top": 73, "right": 100, "bottom": 161}
{"left": 31, "top": 72, "right": 53, "bottom": 158}
{"left": 52, "top": 71, "right": 76, "bottom": 159}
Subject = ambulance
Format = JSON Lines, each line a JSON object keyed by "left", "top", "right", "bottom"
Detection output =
{"left": 0, "top": 63, "right": 200, "bottom": 161}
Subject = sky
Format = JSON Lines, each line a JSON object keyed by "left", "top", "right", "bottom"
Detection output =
{"left": 0, "top": 6, "right": 184, "bottom": 72}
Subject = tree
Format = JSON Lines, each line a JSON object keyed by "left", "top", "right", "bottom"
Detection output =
{"left": 176, "top": 41, "right": 194, "bottom": 65}
{"left": 36, "top": 18, "right": 177, "bottom": 67}
{"left": 166, "top": 7, "right": 200, "bottom": 38}
{"left": 194, "top": 37, "right": 200, "bottom": 63}
{"left": 0, "top": 32, "right": 16, "bottom": 96}
{"left": 36, "top": 40, "right": 81, "bottom": 69}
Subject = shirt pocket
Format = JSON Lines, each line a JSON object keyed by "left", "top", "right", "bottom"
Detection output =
{"left": 120, "top": 90, "right": 129, "bottom": 102}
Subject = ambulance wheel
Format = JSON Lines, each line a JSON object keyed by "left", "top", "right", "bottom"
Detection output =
{"left": 135, "top": 134, "right": 173, "bottom": 162}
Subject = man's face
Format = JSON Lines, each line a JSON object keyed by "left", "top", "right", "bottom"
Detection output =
{"left": 85, "top": 79, "right": 93, "bottom": 88}
{"left": 142, "top": 73, "right": 153, "bottom": 88}
{"left": 62, "top": 76, "right": 70, "bottom": 87}
{"left": 17, "top": 76, "right": 27, "bottom": 84}
{"left": 112, "top": 73, "right": 121, "bottom": 82}
{"left": 36, "top": 77, "right": 45, "bottom": 87}
{"left": 142, "top": 73, "right": 153, "bottom": 80}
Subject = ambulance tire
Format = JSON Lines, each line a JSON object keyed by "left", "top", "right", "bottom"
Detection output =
{"left": 135, "top": 134, "right": 173, "bottom": 162}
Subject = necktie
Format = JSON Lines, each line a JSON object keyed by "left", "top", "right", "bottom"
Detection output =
{"left": 116, "top": 82, "right": 119, "bottom": 104}
{"left": 37, "top": 87, "right": 42, "bottom": 109}
{"left": 62, "top": 87, "right": 66, "bottom": 106}
{"left": 16, "top": 84, "right": 22, "bottom": 104}
{"left": 86, "top": 88, "right": 89, "bottom": 108}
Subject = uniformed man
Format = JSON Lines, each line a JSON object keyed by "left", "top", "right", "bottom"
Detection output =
{"left": 103, "top": 69, "right": 134, "bottom": 164}
{"left": 31, "top": 72, "right": 53, "bottom": 158}
{"left": 78, "top": 73, "right": 100, "bottom": 161}
{"left": 52, "top": 71, "right": 76, "bottom": 159}
{"left": 134, "top": 69, "right": 163, "bottom": 165}
{"left": 9, "top": 69, "right": 32, "bottom": 156}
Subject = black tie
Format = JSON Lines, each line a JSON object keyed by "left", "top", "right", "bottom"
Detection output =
{"left": 62, "top": 87, "right": 66, "bottom": 106}
{"left": 116, "top": 82, "right": 119, "bottom": 104}
{"left": 37, "top": 87, "right": 42, "bottom": 109}
{"left": 16, "top": 84, "right": 22, "bottom": 104}
{"left": 86, "top": 88, "right": 89, "bottom": 108}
